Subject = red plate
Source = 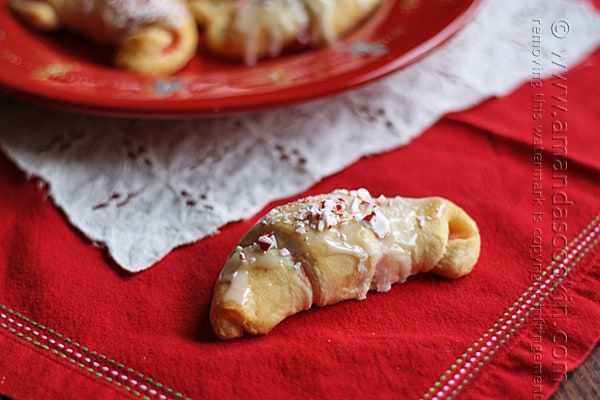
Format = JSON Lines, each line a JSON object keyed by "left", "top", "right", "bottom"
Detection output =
{"left": 0, "top": 0, "right": 480, "bottom": 117}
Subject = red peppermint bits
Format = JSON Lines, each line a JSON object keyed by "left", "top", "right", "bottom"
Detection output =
{"left": 257, "top": 233, "right": 277, "bottom": 251}
{"left": 295, "top": 195, "right": 349, "bottom": 232}
{"left": 362, "top": 211, "right": 376, "bottom": 222}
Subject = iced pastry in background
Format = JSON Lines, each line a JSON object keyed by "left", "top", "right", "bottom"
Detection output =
{"left": 188, "top": 0, "right": 383, "bottom": 64}
{"left": 9, "top": 0, "right": 199, "bottom": 75}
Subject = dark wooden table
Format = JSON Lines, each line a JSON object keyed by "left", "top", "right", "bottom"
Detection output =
{"left": 552, "top": 343, "right": 600, "bottom": 399}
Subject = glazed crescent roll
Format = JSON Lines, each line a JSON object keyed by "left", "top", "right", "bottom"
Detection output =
{"left": 188, "top": 0, "right": 383, "bottom": 64}
{"left": 10, "top": 0, "right": 199, "bottom": 75}
{"left": 211, "top": 189, "right": 481, "bottom": 339}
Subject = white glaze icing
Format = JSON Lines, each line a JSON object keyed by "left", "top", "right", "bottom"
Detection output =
{"left": 77, "top": 0, "right": 189, "bottom": 35}
{"left": 220, "top": 189, "right": 442, "bottom": 305}
{"left": 220, "top": 242, "right": 294, "bottom": 305}
{"left": 233, "top": 0, "right": 310, "bottom": 64}
{"left": 222, "top": 269, "right": 250, "bottom": 304}
{"left": 230, "top": 0, "right": 377, "bottom": 64}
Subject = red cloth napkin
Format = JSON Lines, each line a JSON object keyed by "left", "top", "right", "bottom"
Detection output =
{"left": 1, "top": 48, "right": 599, "bottom": 400}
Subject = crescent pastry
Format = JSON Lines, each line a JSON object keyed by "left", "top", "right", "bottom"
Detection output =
{"left": 10, "top": 0, "right": 199, "bottom": 75}
{"left": 188, "top": 0, "right": 383, "bottom": 64}
{"left": 211, "top": 188, "right": 481, "bottom": 339}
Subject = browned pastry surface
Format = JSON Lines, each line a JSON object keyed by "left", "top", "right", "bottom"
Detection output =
{"left": 188, "top": 0, "right": 383, "bottom": 64}
{"left": 211, "top": 189, "right": 481, "bottom": 339}
{"left": 10, "top": 0, "right": 199, "bottom": 75}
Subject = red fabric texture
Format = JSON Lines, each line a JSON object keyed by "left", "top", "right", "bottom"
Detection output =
{"left": 1, "top": 51, "right": 599, "bottom": 400}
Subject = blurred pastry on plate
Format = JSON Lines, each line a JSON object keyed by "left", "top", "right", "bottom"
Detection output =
{"left": 9, "top": 0, "right": 199, "bottom": 75}
{"left": 188, "top": 0, "right": 383, "bottom": 64}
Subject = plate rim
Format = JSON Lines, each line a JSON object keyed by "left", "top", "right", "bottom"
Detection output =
{"left": 0, "top": 0, "right": 482, "bottom": 118}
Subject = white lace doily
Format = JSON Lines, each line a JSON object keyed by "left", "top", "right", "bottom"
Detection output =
{"left": 2, "top": 0, "right": 600, "bottom": 272}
